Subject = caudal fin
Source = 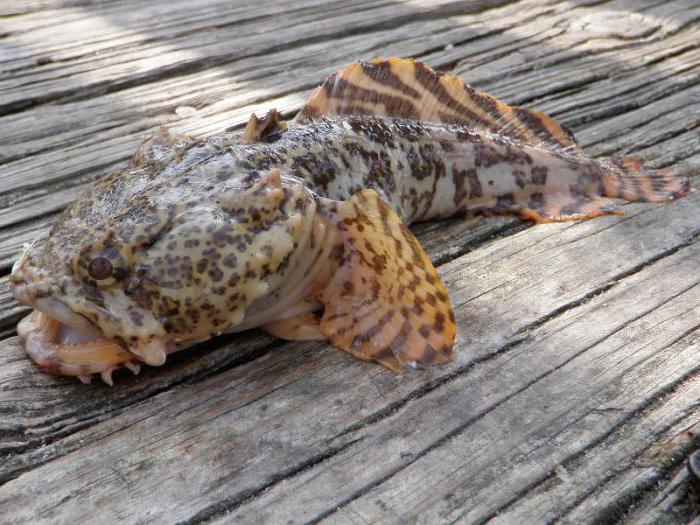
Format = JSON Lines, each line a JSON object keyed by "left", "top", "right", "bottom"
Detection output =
{"left": 602, "top": 157, "right": 691, "bottom": 203}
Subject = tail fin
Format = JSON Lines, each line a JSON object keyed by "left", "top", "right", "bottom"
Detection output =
{"left": 602, "top": 157, "right": 691, "bottom": 203}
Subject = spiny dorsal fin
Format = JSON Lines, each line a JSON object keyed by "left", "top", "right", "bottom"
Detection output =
{"left": 242, "top": 109, "right": 288, "bottom": 143}
{"left": 132, "top": 127, "right": 195, "bottom": 168}
{"left": 295, "top": 58, "right": 580, "bottom": 153}
{"left": 317, "top": 189, "right": 455, "bottom": 370}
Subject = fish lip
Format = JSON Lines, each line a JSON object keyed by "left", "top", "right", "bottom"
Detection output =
{"left": 12, "top": 281, "right": 185, "bottom": 376}
{"left": 12, "top": 282, "right": 104, "bottom": 338}
{"left": 12, "top": 281, "right": 139, "bottom": 377}
{"left": 16, "top": 310, "right": 137, "bottom": 378}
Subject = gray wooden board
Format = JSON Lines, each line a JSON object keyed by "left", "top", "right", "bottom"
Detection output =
{"left": 0, "top": 0, "right": 699, "bottom": 523}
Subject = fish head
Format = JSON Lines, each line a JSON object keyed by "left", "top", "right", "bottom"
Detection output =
{"left": 11, "top": 167, "right": 321, "bottom": 376}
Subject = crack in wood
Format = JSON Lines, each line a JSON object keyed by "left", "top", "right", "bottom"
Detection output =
{"left": 177, "top": 436, "right": 366, "bottom": 524}
{"left": 0, "top": 336, "right": 286, "bottom": 484}
{"left": 444, "top": 353, "right": 700, "bottom": 524}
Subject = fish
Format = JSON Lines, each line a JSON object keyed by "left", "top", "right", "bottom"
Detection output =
{"left": 9, "top": 58, "right": 690, "bottom": 384}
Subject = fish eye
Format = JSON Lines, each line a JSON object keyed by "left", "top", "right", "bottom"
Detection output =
{"left": 74, "top": 244, "right": 130, "bottom": 287}
{"left": 87, "top": 256, "right": 113, "bottom": 280}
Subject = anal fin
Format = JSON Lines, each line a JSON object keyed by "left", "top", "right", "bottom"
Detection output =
{"left": 262, "top": 313, "right": 325, "bottom": 341}
{"left": 519, "top": 194, "right": 622, "bottom": 223}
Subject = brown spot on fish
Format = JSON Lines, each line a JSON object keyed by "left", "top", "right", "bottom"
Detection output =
{"left": 531, "top": 166, "right": 548, "bottom": 185}
{"left": 513, "top": 169, "right": 527, "bottom": 189}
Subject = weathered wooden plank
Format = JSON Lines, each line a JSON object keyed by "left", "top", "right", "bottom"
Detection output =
{"left": 0, "top": 0, "right": 555, "bottom": 193}
{"left": 0, "top": 0, "right": 509, "bottom": 113}
{"left": 292, "top": 243, "right": 700, "bottom": 525}
{"left": 222, "top": 340, "right": 700, "bottom": 523}
{"left": 488, "top": 402, "right": 700, "bottom": 523}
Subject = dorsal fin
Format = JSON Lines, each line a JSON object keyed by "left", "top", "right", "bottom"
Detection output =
{"left": 242, "top": 109, "right": 288, "bottom": 143}
{"left": 317, "top": 189, "right": 455, "bottom": 370}
{"left": 295, "top": 58, "right": 580, "bottom": 153}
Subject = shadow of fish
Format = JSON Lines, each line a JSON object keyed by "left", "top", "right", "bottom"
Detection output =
{"left": 9, "top": 59, "right": 690, "bottom": 384}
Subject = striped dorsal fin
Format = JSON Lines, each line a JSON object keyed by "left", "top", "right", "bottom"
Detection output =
{"left": 295, "top": 58, "right": 580, "bottom": 153}
{"left": 317, "top": 189, "right": 455, "bottom": 370}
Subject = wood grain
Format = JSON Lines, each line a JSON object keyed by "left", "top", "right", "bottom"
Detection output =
{"left": 0, "top": 0, "right": 698, "bottom": 523}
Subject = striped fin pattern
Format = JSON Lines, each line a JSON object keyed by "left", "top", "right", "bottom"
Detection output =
{"left": 317, "top": 189, "right": 455, "bottom": 370}
{"left": 295, "top": 58, "right": 581, "bottom": 153}
{"left": 601, "top": 157, "right": 691, "bottom": 203}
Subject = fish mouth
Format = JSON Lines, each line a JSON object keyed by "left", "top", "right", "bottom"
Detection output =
{"left": 17, "top": 310, "right": 140, "bottom": 384}
{"left": 13, "top": 284, "right": 142, "bottom": 385}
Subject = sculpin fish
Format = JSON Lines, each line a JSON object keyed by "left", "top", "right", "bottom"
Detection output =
{"left": 10, "top": 59, "right": 690, "bottom": 384}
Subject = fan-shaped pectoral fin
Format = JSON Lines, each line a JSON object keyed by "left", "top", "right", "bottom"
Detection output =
{"left": 316, "top": 189, "right": 456, "bottom": 371}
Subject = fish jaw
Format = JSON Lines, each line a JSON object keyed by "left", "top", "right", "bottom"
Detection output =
{"left": 16, "top": 310, "right": 139, "bottom": 384}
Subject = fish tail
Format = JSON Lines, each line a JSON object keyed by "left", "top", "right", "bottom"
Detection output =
{"left": 602, "top": 157, "right": 691, "bottom": 203}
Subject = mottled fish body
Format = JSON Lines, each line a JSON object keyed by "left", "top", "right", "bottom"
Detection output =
{"left": 225, "top": 116, "right": 680, "bottom": 223}
{"left": 10, "top": 59, "right": 690, "bottom": 383}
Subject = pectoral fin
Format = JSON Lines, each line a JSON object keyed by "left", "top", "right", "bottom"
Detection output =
{"left": 317, "top": 190, "right": 455, "bottom": 370}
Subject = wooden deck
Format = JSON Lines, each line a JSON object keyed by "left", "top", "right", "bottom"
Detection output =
{"left": 1, "top": 0, "right": 699, "bottom": 522}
